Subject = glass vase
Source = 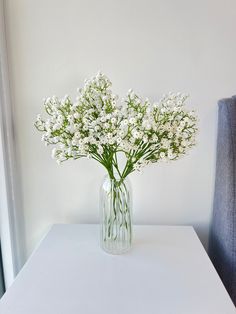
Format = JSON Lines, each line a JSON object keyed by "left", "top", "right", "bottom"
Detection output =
{"left": 100, "top": 175, "right": 132, "bottom": 254}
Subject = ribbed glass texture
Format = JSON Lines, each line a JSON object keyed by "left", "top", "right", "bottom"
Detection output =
{"left": 100, "top": 175, "right": 132, "bottom": 254}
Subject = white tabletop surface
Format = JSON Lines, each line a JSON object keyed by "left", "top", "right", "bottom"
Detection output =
{"left": 0, "top": 224, "right": 235, "bottom": 314}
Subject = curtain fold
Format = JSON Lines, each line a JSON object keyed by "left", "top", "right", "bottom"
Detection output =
{"left": 0, "top": 243, "right": 5, "bottom": 297}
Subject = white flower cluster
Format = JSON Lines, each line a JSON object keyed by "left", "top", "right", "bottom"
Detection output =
{"left": 35, "top": 72, "right": 197, "bottom": 179}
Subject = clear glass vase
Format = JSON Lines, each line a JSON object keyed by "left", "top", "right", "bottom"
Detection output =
{"left": 100, "top": 175, "right": 132, "bottom": 254}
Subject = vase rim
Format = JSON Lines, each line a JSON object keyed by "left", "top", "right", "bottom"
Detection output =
{"left": 103, "top": 173, "right": 131, "bottom": 182}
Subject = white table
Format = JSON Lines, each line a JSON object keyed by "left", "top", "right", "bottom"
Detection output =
{"left": 0, "top": 224, "right": 235, "bottom": 314}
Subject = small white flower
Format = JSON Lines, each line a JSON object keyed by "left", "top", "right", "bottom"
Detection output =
{"left": 74, "top": 112, "right": 80, "bottom": 119}
{"left": 129, "top": 117, "right": 136, "bottom": 124}
{"left": 160, "top": 152, "right": 165, "bottom": 158}
{"left": 51, "top": 148, "right": 57, "bottom": 158}
{"left": 116, "top": 137, "right": 122, "bottom": 144}
{"left": 133, "top": 131, "right": 140, "bottom": 139}
{"left": 143, "top": 135, "right": 148, "bottom": 143}
{"left": 118, "top": 130, "right": 125, "bottom": 137}
{"left": 36, "top": 114, "right": 41, "bottom": 121}
{"left": 107, "top": 133, "right": 112, "bottom": 139}
{"left": 53, "top": 124, "right": 60, "bottom": 131}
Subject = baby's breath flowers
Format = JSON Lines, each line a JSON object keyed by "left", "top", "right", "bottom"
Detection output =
{"left": 35, "top": 72, "right": 197, "bottom": 181}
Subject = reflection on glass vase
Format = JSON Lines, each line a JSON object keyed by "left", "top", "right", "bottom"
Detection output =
{"left": 100, "top": 175, "right": 132, "bottom": 254}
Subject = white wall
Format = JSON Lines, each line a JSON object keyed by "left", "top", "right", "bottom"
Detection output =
{"left": 4, "top": 0, "right": 236, "bottom": 259}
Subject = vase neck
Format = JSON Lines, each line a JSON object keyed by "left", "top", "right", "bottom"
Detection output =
{"left": 106, "top": 172, "right": 128, "bottom": 185}
{"left": 107, "top": 170, "right": 121, "bottom": 180}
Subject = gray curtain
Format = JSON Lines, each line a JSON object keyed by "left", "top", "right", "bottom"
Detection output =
{"left": 208, "top": 96, "right": 236, "bottom": 306}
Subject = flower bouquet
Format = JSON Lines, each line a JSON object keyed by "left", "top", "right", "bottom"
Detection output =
{"left": 35, "top": 72, "right": 197, "bottom": 254}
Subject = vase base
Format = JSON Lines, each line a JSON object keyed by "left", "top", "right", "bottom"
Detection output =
{"left": 101, "top": 239, "right": 132, "bottom": 255}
